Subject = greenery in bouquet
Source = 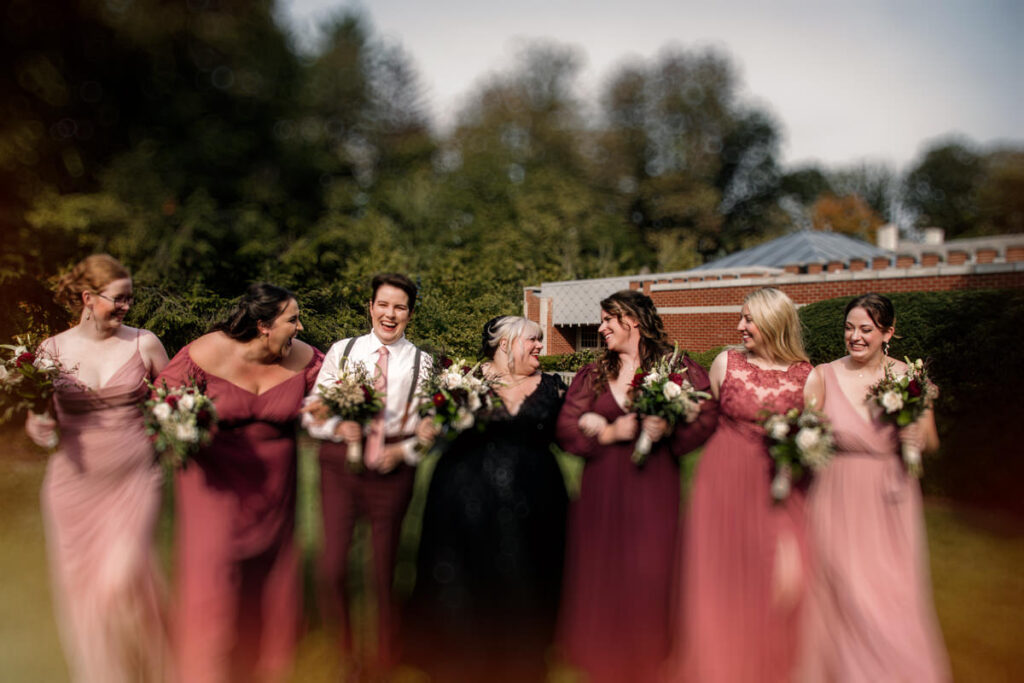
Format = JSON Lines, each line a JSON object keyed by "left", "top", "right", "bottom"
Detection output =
{"left": 0, "top": 335, "right": 63, "bottom": 426}
{"left": 143, "top": 378, "right": 218, "bottom": 469}
{"left": 866, "top": 357, "right": 938, "bottom": 476}
{"left": 416, "top": 356, "right": 502, "bottom": 453}
{"left": 627, "top": 347, "right": 711, "bottom": 465}
{"left": 762, "top": 406, "right": 834, "bottom": 501}
{"left": 314, "top": 359, "right": 385, "bottom": 466}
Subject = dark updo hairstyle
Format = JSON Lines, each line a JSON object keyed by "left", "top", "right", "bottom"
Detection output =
{"left": 595, "top": 289, "right": 672, "bottom": 394}
{"left": 479, "top": 316, "right": 509, "bottom": 360}
{"left": 844, "top": 293, "right": 895, "bottom": 331}
{"left": 371, "top": 272, "right": 418, "bottom": 313}
{"left": 54, "top": 254, "right": 131, "bottom": 316}
{"left": 210, "top": 283, "right": 295, "bottom": 342}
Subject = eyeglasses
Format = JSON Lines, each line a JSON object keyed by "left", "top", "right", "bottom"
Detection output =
{"left": 94, "top": 293, "right": 134, "bottom": 307}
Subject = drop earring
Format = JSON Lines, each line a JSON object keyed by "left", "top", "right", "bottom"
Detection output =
{"left": 882, "top": 340, "right": 890, "bottom": 356}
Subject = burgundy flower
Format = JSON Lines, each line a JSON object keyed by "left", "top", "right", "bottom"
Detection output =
{"left": 669, "top": 372, "right": 685, "bottom": 386}
{"left": 631, "top": 372, "right": 648, "bottom": 388}
{"left": 165, "top": 394, "right": 180, "bottom": 409}
{"left": 15, "top": 351, "right": 35, "bottom": 367}
{"left": 196, "top": 409, "right": 212, "bottom": 428}
{"left": 361, "top": 385, "right": 372, "bottom": 400}
{"left": 432, "top": 392, "right": 447, "bottom": 408}
{"left": 441, "top": 357, "right": 454, "bottom": 369}
{"left": 907, "top": 379, "right": 922, "bottom": 398}
{"left": 461, "top": 365, "right": 471, "bottom": 374}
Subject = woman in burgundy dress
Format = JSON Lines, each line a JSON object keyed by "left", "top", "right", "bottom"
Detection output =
{"left": 26, "top": 254, "right": 170, "bottom": 683}
{"left": 555, "top": 290, "right": 717, "bottom": 683}
{"left": 157, "top": 283, "right": 323, "bottom": 683}
{"left": 667, "top": 287, "right": 812, "bottom": 683}
{"left": 797, "top": 294, "right": 950, "bottom": 682}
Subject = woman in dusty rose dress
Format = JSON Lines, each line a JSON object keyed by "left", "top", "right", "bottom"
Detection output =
{"left": 26, "top": 254, "right": 171, "bottom": 682}
{"left": 797, "top": 293, "right": 950, "bottom": 682}
{"left": 556, "top": 290, "right": 717, "bottom": 683}
{"left": 667, "top": 287, "right": 812, "bottom": 683}
{"left": 157, "top": 283, "right": 323, "bottom": 683}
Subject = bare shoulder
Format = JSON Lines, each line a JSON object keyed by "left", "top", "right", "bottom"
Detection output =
{"left": 188, "top": 332, "right": 228, "bottom": 365}
{"left": 710, "top": 349, "right": 730, "bottom": 374}
{"left": 285, "top": 339, "right": 315, "bottom": 371}
{"left": 885, "top": 356, "right": 908, "bottom": 373}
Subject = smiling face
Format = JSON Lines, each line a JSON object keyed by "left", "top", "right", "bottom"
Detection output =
{"left": 844, "top": 305, "right": 892, "bottom": 364}
{"left": 261, "top": 298, "right": 303, "bottom": 358}
{"left": 737, "top": 303, "right": 763, "bottom": 353}
{"left": 370, "top": 284, "right": 411, "bottom": 345}
{"left": 505, "top": 331, "right": 543, "bottom": 375}
{"left": 598, "top": 309, "right": 639, "bottom": 354}
{"left": 84, "top": 277, "right": 133, "bottom": 329}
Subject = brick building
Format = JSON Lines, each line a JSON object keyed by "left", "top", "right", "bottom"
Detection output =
{"left": 524, "top": 228, "right": 1024, "bottom": 355}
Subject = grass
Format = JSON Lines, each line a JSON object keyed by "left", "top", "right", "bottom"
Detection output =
{"left": 2, "top": 428, "right": 1022, "bottom": 682}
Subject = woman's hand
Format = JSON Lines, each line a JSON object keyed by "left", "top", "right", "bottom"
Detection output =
{"left": 415, "top": 417, "right": 440, "bottom": 445}
{"left": 598, "top": 413, "right": 639, "bottom": 445}
{"left": 300, "top": 397, "right": 330, "bottom": 424}
{"left": 899, "top": 421, "right": 925, "bottom": 453}
{"left": 25, "top": 411, "right": 58, "bottom": 449}
{"left": 578, "top": 412, "right": 608, "bottom": 438}
{"left": 641, "top": 415, "right": 669, "bottom": 443}
{"left": 335, "top": 420, "right": 363, "bottom": 443}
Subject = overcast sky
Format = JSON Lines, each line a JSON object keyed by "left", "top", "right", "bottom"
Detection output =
{"left": 279, "top": 0, "right": 1022, "bottom": 170}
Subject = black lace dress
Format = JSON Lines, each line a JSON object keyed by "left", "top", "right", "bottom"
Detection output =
{"left": 403, "top": 373, "right": 568, "bottom": 682}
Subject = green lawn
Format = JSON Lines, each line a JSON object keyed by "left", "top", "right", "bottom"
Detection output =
{"left": 1, "top": 431, "right": 1022, "bottom": 682}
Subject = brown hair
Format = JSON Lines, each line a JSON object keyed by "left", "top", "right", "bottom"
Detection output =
{"left": 371, "top": 273, "right": 418, "bottom": 312}
{"left": 844, "top": 293, "right": 895, "bottom": 331}
{"left": 54, "top": 254, "right": 131, "bottom": 315}
{"left": 594, "top": 290, "right": 672, "bottom": 394}
{"left": 210, "top": 283, "right": 296, "bottom": 342}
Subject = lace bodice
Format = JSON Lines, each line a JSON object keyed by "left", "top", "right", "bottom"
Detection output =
{"left": 719, "top": 349, "right": 812, "bottom": 438}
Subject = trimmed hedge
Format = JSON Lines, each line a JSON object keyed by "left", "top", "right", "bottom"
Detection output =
{"left": 799, "top": 289, "right": 1024, "bottom": 512}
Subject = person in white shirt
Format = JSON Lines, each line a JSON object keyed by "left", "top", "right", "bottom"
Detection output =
{"left": 303, "top": 272, "right": 431, "bottom": 677}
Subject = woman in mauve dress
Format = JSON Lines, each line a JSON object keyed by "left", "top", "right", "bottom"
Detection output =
{"left": 797, "top": 293, "right": 950, "bottom": 682}
{"left": 157, "top": 283, "right": 322, "bottom": 683}
{"left": 26, "top": 254, "right": 171, "bottom": 683}
{"left": 666, "top": 286, "right": 813, "bottom": 683}
{"left": 555, "top": 290, "right": 717, "bottom": 683}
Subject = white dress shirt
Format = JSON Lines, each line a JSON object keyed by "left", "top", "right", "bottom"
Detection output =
{"left": 305, "top": 332, "right": 431, "bottom": 457}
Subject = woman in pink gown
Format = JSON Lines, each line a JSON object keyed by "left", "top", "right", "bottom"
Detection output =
{"left": 667, "top": 287, "right": 812, "bottom": 683}
{"left": 556, "top": 290, "right": 717, "bottom": 683}
{"left": 797, "top": 293, "right": 950, "bottom": 682}
{"left": 26, "top": 254, "right": 171, "bottom": 682}
{"left": 157, "top": 283, "right": 323, "bottom": 683}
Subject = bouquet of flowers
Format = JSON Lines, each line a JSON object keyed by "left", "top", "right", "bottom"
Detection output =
{"left": 866, "top": 357, "right": 937, "bottom": 477}
{"left": 143, "top": 379, "right": 218, "bottom": 469}
{"left": 627, "top": 347, "right": 711, "bottom": 465}
{"left": 762, "top": 406, "right": 834, "bottom": 501}
{"left": 0, "top": 336, "right": 64, "bottom": 446}
{"left": 314, "top": 360, "right": 385, "bottom": 466}
{"left": 415, "top": 356, "right": 501, "bottom": 453}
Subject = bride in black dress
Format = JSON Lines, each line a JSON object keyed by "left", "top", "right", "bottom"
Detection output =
{"left": 403, "top": 316, "right": 569, "bottom": 682}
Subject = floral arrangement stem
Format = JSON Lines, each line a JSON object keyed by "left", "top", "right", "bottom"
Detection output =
{"left": 632, "top": 431, "right": 653, "bottom": 464}
{"left": 902, "top": 442, "right": 923, "bottom": 478}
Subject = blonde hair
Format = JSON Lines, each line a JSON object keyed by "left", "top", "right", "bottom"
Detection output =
{"left": 54, "top": 254, "right": 131, "bottom": 315}
{"left": 742, "top": 287, "right": 808, "bottom": 364}
{"left": 484, "top": 316, "right": 544, "bottom": 374}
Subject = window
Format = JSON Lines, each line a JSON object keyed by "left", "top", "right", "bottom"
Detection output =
{"left": 578, "top": 325, "right": 600, "bottom": 350}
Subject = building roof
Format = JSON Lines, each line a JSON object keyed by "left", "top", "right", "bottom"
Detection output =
{"left": 693, "top": 230, "right": 890, "bottom": 270}
{"left": 539, "top": 276, "right": 633, "bottom": 326}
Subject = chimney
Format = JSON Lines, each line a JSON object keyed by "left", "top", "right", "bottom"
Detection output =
{"left": 923, "top": 227, "right": 945, "bottom": 245}
{"left": 876, "top": 224, "right": 898, "bottom": 251}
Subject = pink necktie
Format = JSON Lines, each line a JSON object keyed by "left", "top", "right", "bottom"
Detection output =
{"left": 364, "top": 346, "right": 389, "bottom": 468}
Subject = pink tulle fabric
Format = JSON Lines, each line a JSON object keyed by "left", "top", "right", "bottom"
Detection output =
{"left": 796, "top": 362, "right": 950, "bottom": 682}
{"left": 42, "top": 347, "right": 168, "bottom": 682}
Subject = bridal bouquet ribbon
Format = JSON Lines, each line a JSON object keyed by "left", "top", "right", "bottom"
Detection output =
{"left": 762, "top": 405, "right": 834, "bottom": 501}
{"left": 314, "top": 359, "right": 385, "bottom": 467}
{"left": 627, "top": 347, "right": 711, "bottom": 466}
{"left": 143, "top": 378, "right": 218, "bottom": 469}
{"left": 866, "top": 357, "right": 937, "bottom": 477}
{"left": 415, "top": 356, "right": 501, "bottom": 454}
{"left": 0, "top": 335, "right": 64, "bottom": 447}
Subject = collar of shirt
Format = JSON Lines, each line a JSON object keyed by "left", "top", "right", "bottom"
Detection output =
{"left": 366, "top": 331, "right": 413, "bottom": 358}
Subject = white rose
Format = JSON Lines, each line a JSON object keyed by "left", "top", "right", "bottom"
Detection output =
{"left": 795, "top": 427, "right": 821, "bottom": 453}
{"left": 178, "top": 394, "right": 196, "bottom": 412}
{"left": 0, "top": 364, "right": 8, "bottom": 382}
{"left": 468, "top": 391, "right": 482, "bottom": 412}
{"left": 662, "top": 381, "right": 682, "bottom": 400}
{"left": 880, "top": 390, "right": 903, "bottom": 413}
{"left": 34, "top": 356, "right": 58, "bottom": 371}
{"left": 643, "top": 371, "right": 661, "bottom": 387}
{"left": 454, "top": 408, "right": 475, "bottom": 431}
{"left": 153, "top": 402, "right": 173, "bottom": 422}
{"left": 174, "top": 422, "right": 199, "bottom": 443}
{"left": 766, "top": 417, "right": 789, "bottom": 441}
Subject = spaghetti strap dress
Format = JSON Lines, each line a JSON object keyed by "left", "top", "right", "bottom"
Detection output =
{"left": 796, "top": 361, "right": 950, "bottom": 682}
{"left": 41, "top": 330, "right": 169, "bottom": 682}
